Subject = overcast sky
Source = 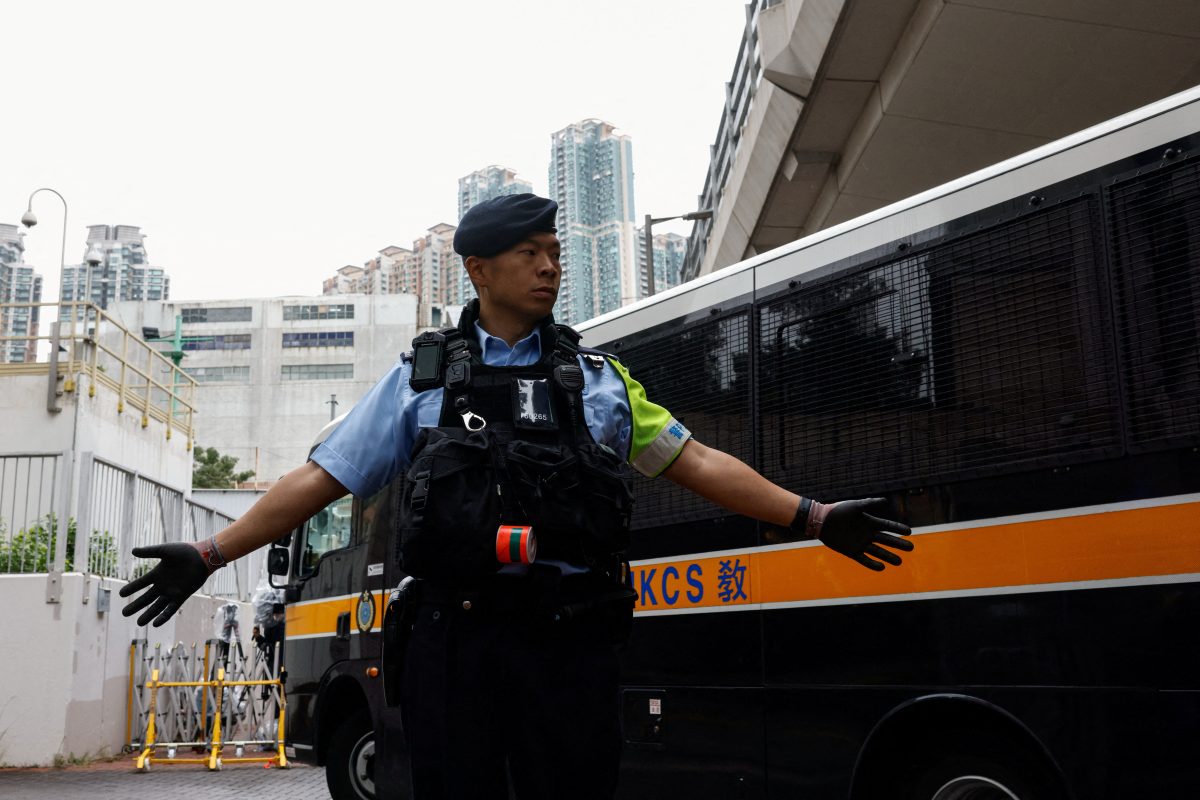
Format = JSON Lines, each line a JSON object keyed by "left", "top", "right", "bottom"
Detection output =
{"left": 5, "top": 1, "right": 747, "bottom": 304}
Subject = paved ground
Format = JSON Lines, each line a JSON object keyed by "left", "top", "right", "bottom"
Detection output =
{"left": 0, "top": 757, "right": 331, "bottom": 800}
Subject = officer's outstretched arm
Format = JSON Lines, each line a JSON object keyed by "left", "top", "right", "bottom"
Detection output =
{"left": 119, "top": 461, "right": 348, "bottom": 627}
{"left": 663, "top": 440, "right": 913, "bottom": 571}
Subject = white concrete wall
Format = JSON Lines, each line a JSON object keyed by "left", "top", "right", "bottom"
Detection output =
{"left": 73, "top": 378, "right": 193, "bottom": 493}
{"left": 0, "top": 369, "right": 192, "bottom": 491}
{"left": 0, "top": 573, "right": 253, "bottom": 766}
{"left": 0, "top": 373, "right": 81, "bottom": 455}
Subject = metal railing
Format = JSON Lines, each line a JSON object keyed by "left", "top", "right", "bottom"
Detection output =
{"left": 3, "top": 451, "right": 248, "bottom": 600}
{"left": 0, "top": 453, "right": 65, "bottom": 573}
{"left": 0, "top": 300, "right": 198, "bottom": 442}
{"left": 185, "top": 500, "right": 244, "bottom": 599}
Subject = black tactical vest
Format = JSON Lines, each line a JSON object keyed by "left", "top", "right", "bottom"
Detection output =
{"left": 394, "top": 302, "right": 633, "bottom": 585}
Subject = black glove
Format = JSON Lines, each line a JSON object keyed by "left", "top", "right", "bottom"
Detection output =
{"left": 792, "top": 497, "right": 913, "bottom": 571}
{"left": 118, "top": 542, "right": 212, "bottom": 627}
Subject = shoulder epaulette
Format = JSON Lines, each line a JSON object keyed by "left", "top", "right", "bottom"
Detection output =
{"left": 578, "top": 345, "right": 612, "bottom": 370}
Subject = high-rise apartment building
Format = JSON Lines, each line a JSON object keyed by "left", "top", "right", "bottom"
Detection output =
{"left": 323, "top": 246, "right": 415, "bottom": 296}
{"left": 458, "top": 165, "right": 533, "bottom": 218}
{"left": 61, "top": 225, "right": 170, "bottom": 310}
{"left": 0, "top": 224, "right": 43, "bottom": 363}
{"left": 321, "top": 227, "right": 464, "bottom": 328}
{"left": 457, "top": 166, "right": 531, "bottom": 306}
{"left": 638, "top": 229, "right": 688, "bottom": 296}
{"left": 412, "top": 223, "right": 466, "bottom": 326}
{"left": 549, "top": 120, "right": 638, "bottom": 325}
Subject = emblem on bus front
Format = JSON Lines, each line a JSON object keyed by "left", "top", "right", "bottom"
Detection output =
{"left": 356, "top": 590, "right": 376, "bottom": 633}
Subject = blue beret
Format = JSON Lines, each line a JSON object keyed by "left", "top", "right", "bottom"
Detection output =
{"left": 453, "top": 193, "right": 558, "bottom": 257}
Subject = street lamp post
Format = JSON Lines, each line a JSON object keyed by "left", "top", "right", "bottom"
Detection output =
{"left": 22, "top": 188, "right": 70, "bottom": 413}
{"left": 643, "top": 209, "right": 712, "bottom": 297}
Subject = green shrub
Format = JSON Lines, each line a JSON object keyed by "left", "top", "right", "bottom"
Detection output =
{"left": 0, "top": 515, "right": 119, "bottom": 575}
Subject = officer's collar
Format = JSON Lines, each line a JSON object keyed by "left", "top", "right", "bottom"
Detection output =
{"left": 456, "top": 299, "right": 558, "bottom": 364}
{"left": 472, "top": 320, "right": 542, "bottom": 363}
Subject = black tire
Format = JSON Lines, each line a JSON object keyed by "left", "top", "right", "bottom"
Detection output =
{"left": 326, "top": 707, "right": 377, "bottom": 800}
{"left": 905, "top": 752, "right": 1049, "bottom": 800}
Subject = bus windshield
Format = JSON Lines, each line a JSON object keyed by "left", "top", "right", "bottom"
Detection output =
{"left": 299, "top": 494, "right": 353, "bottom": 577}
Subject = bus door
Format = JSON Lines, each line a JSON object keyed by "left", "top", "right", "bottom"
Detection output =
{"left": 352, "top": 483, "right": 397, "bottom": 662}
{"left": 283, "top": 493, "right": 357, "bottom": 725}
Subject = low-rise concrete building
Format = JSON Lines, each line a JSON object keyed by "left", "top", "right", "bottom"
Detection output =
{"left": 108, "top": 293, "right": 420, "bottom": 486}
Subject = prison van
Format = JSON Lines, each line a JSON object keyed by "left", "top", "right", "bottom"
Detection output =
{"left": 269, "top": 85, "right": 1200, "bottom": 800}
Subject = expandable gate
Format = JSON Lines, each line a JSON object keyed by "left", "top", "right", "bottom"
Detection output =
{"left": 126, "top": 638, "right": 287, "bottom": 771}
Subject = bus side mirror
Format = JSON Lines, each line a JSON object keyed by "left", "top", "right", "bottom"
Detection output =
{"left": 268, "top": 548, "right": 290, "bottom": 575}
{"left": 267, "top": 547, "right": 290, "bottom": 589}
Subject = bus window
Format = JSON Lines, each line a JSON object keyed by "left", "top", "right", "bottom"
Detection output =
{"left": 299, "top": 494, "right": 353, "bottom": 577}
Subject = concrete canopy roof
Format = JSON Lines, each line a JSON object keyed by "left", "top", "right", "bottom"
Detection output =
{"left": 704, "top": 0, "right": 1200, "bottom": 273}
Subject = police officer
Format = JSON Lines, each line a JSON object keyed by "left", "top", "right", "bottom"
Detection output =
{"left": 120, "top": 193, "right": 913, "bottom": 800}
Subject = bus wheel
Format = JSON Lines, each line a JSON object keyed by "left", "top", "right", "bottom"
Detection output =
{"left": 907, "top": 754, "right": 1043, "bottom": 800}
{"left": 326, "top": 708, "right": 376, "bottom": 800}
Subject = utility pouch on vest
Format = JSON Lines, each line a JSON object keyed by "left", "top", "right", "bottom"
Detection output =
{"left": 382, "top": 576, "right": 420, "bottom": 706}
{"left": 396, "top": 428, "right": 502, "bottom": 582}
{"left": 500, "top": 439, "right": 633, "bottom": 561}
{"left": 553, "top": 567, "right": 638, "bottom": 646}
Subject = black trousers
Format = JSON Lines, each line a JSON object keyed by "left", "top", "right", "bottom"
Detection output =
{"left": 400, "top": 584, "right": 622, "bottom": 800}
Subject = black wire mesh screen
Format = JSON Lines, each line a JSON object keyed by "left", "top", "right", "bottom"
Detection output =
{"left": 757, "top": 197, "right": 1121, "bottom": 499}
{"left": 1107, "top": 158, "right": 1200, "bottom": 451}
{"left": 607, "top": 311, "right": 753, "bottom": 529}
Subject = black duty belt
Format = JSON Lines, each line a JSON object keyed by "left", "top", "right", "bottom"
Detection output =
{"left": 418, "top": 569, "right": 634, "bottom": 624}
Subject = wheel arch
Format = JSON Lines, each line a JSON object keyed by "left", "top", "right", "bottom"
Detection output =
{"left": 849, "top": 693, "right": 1073, "bottom": 800}
{"left": 316, "top": 669, "right": 371, "bottom": 766}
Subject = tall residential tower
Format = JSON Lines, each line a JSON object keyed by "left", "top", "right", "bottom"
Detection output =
{"left": 548, "top": 120, "right": 638, "bottom": 325}
{"left": 0, "top": 223, "right": 43, "bottom": 363}
{"left": 61, "top": 225, "right": 170, "bottom": 310}
{"left": 457, "top": 166, "right": 533, "bottom": 305}
{"left": 458, "top": 165, "right": 534, "bottom": 218}
{"left": 638, "top": 229, "right": 688, "bottom": 296}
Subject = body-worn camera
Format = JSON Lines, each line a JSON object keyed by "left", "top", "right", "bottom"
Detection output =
{"left": 409, "top": 329, "right": 472, "bottom": 393}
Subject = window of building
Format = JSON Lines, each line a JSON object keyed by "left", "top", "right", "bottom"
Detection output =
{"left": 181, "top": 334, "right": 252, "bottom": 351}
{"left": 283, "top": 303, "right": 355, "bottom": 321}
{"left": 282, "top": 331, "right": 354, "bottom": 348}
{"left": 186, "top": 365, "right": 250, "bottom": 383}
{"left": 181, "top": 306, "right": 253, "bottom": 323}
{"left": 281, "top": 363, "right": 353, "bottom": 381}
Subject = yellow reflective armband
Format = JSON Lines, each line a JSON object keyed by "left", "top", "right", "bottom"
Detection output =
{"left": 608, "top": 358, "right": 692, "bottom": 477}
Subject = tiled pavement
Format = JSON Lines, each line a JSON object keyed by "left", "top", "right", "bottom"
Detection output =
{"left": 0, "top": 758, "right": 330, "bottom": 800}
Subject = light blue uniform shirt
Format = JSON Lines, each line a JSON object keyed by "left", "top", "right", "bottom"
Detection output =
{"left": 311, "top": 322, "right": 635, "bottom": 499}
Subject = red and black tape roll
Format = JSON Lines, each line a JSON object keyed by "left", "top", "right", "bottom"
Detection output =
{"left": 495, "top": 525, "right": 537, "bottom": 565}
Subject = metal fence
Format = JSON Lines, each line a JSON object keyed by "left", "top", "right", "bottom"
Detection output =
{"left": 185, "top": 500, "right": 246, "bottom": 599}
{"left": 0, "top": 453, "right": 65, "bottom": 573}
{"left": 1, "top": 450, "right": 250, "bottom": 601}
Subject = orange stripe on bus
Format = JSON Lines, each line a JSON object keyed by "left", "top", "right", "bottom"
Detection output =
{"left": 286, "top": 591, "right": 387, "bottom": 638}
{"left": 286, "top": 596, "right": 354, "bottom": 637}
{"left": 633, "top": 502, "right": 1200, "bottom": 611}
{"left": 282, "top": 504, "right": 1200, "bottom": 624}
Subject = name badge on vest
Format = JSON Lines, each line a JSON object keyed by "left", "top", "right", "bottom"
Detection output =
{"left": 512, "top": 378, "right": 557, "bottom": 430}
